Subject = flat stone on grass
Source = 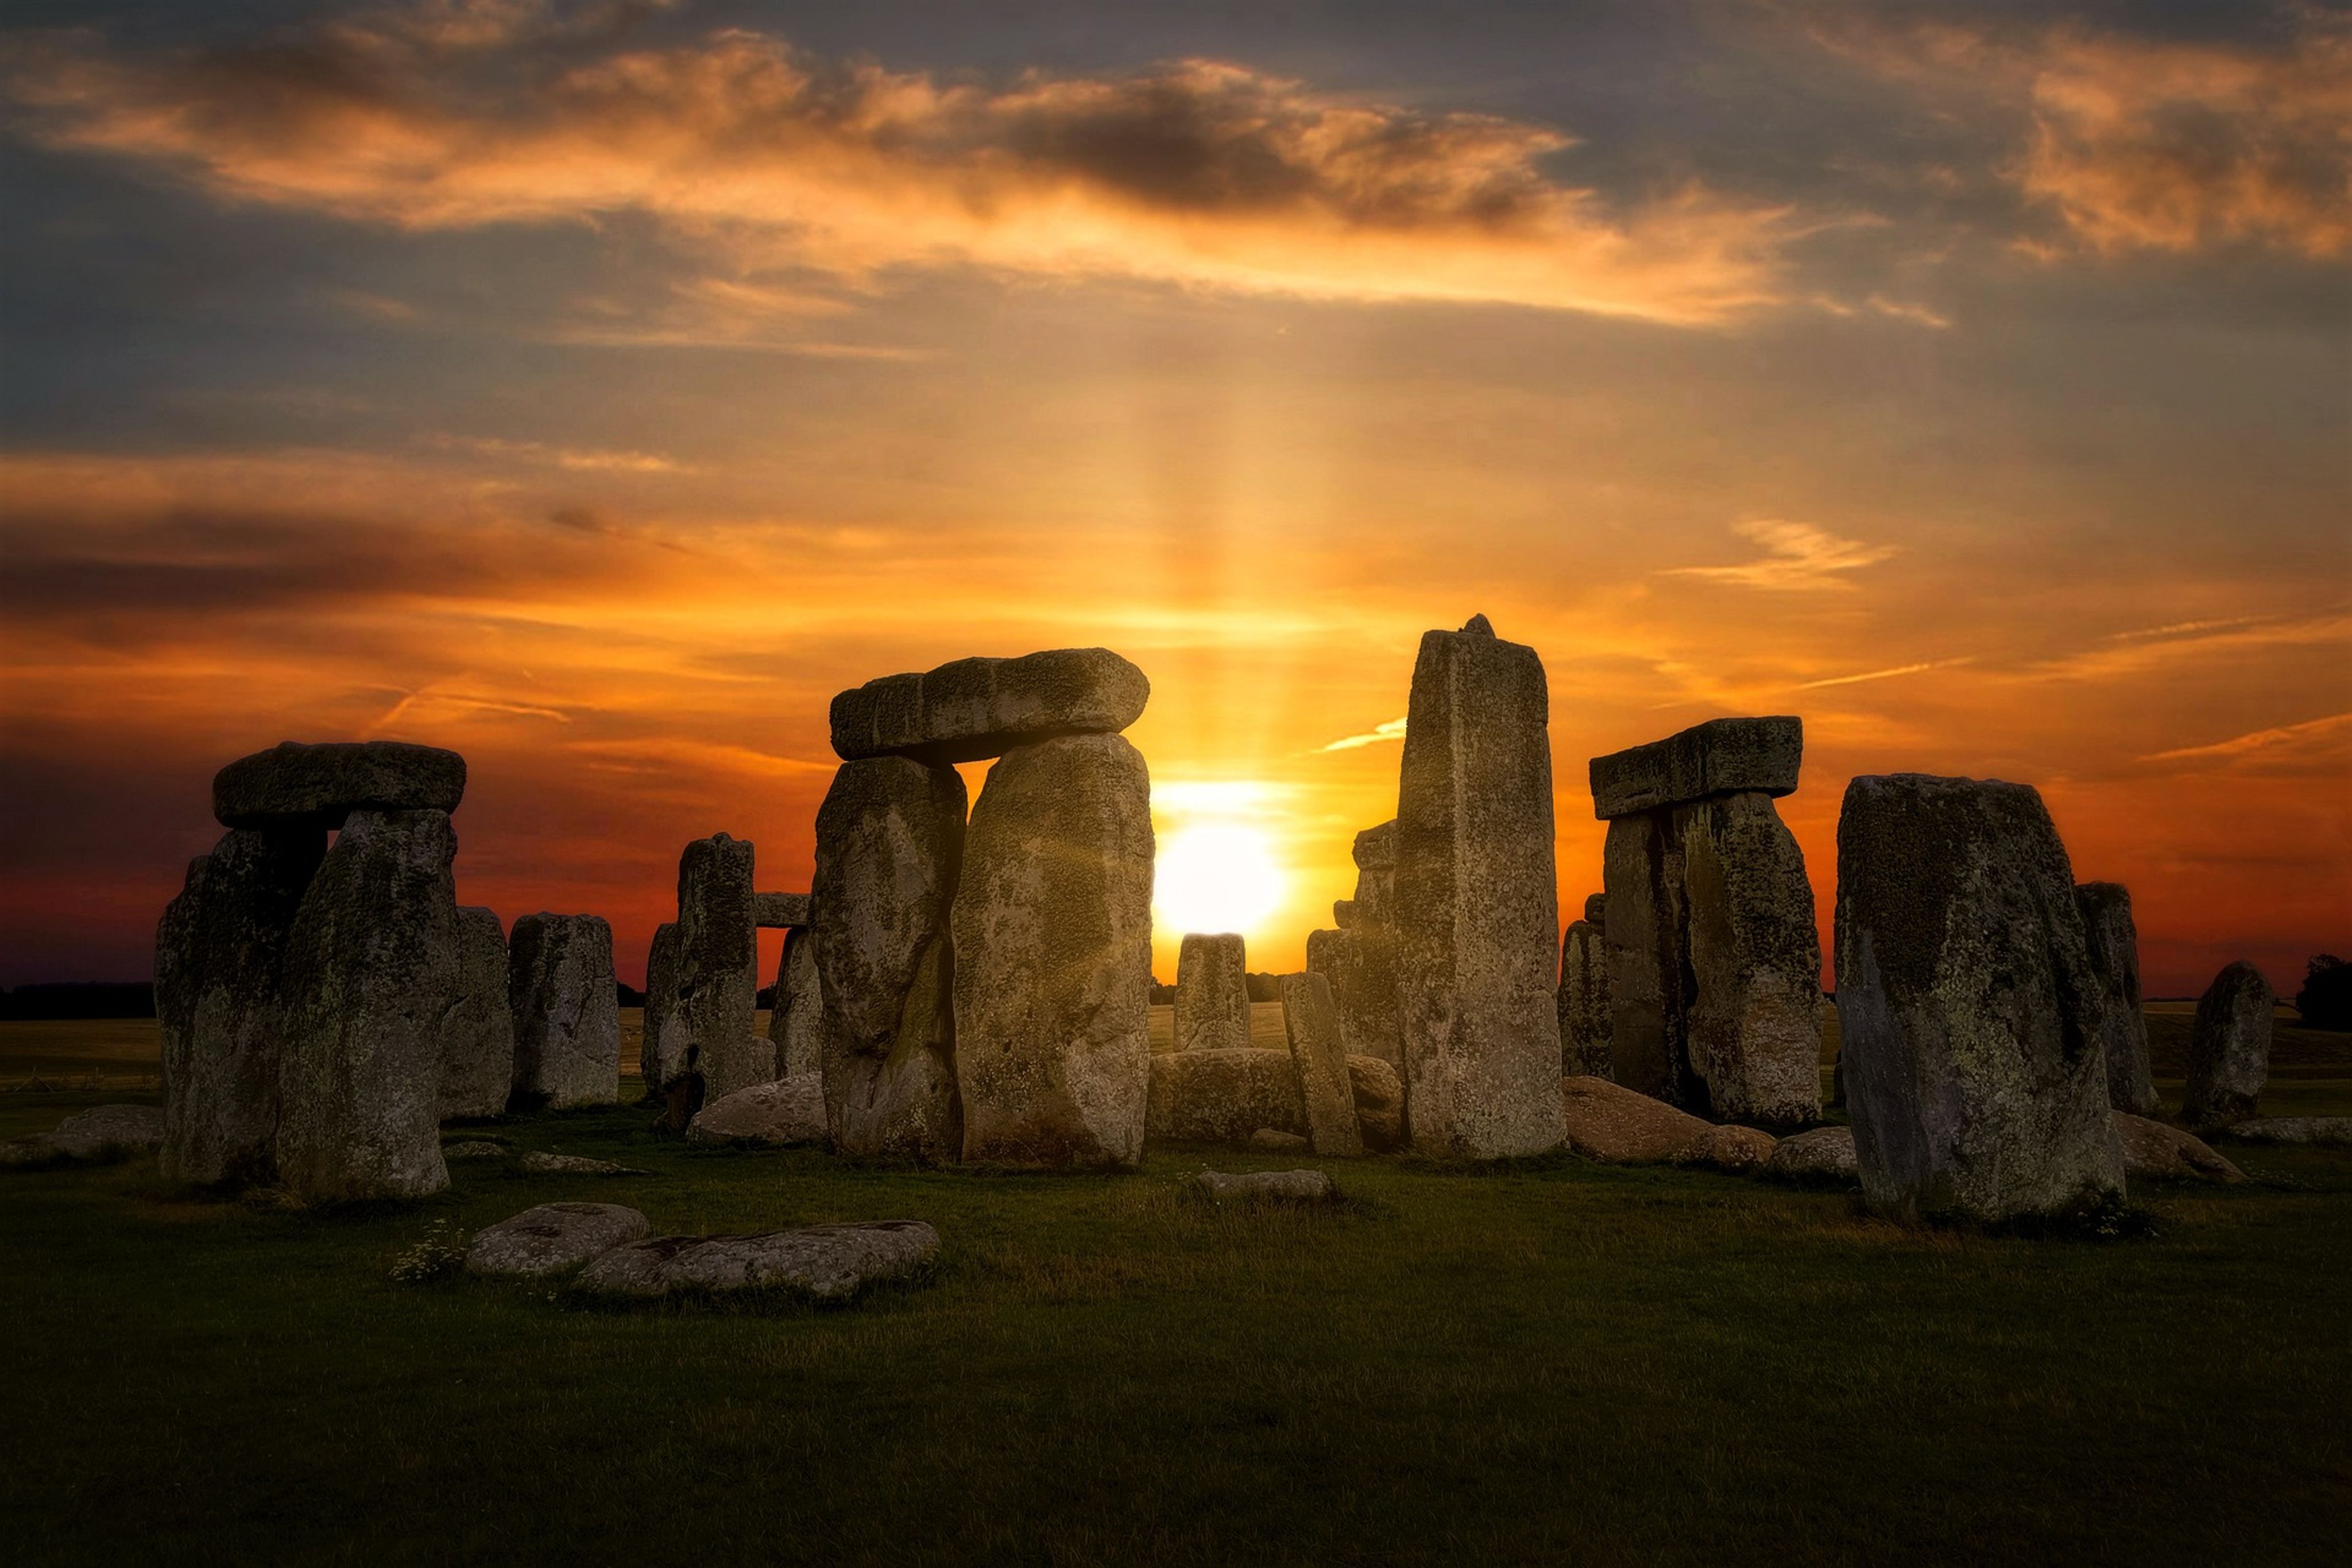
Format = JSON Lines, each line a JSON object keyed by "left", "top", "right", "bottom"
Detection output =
{"left": 2113, "top": 1114, "right": 2243, "bottom": 1183}
{"left": 1761, "top": 1126, "right": 1858, "bottom": 1184}
{"left": 573, "top": 1221, "right": 941, "bottom": 1303}
{"left": 1, "top": 1104, "right": 166, "bottom": 1168}
{"left": 2222, "top": 1117, "right": 2352, "bottom": 1148}
{"left": 688, "top": 1075, "right": 828, "bottom": 1147}
{"left": 1195, "top": 1169, "right": 1335, "bottom": 1203}
{"left": 466, "top": 1202, "right": 651, "bottom": 1279}
{"left": 518, "top": 1151, "right": 647, "bottom": 1176}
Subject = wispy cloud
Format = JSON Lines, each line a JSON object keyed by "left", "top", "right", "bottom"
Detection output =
{"left": 2140, "top": 710, "right": 2352, "bottom": 765}
{"left": 1317, "top": 716, "right": 1408, "bottom": 752}
{"left": 1664, "top": 518, "right": 1897, "bottom": 591}
{"left": 432, "top": 435, "right": 687, "bottom": 473}
{"left": 1796, "top": 656, "right": 1972, "bottom": 691}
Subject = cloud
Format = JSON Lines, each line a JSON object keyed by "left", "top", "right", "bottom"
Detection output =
{"left": 2138, "top": 710, "right": 2352, "bottom": 767}
{"left": 0, "top": 7, "right": 1789, "bottom": 323}
{"left": 1664, "top": 518, "right": 1897, "bottom": 591}
{"left": 1317, "top": 716, "right": 1408, "bottom": 752}
{"left": 1796, "top": 656, "right": 1971, "bottom": 691}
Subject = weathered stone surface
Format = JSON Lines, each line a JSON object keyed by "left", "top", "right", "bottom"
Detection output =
{"left": 1307, "top": 926, "right": 1401, "bottom": 1067}
{"left": 465, "top": 1202, "right": 649, "bottom": 1279}
{"left": 517, "top": 1151, "right": 645, "bottom": 1175}
{"left": 1248, "top": 1128, "right": 1310, "bottom": 1153}
{"left": 1, "top": 1104, "right": 167, "bottom": 1168}
{"left": 1351, "top": 820, "right": 1398, "bottom": 927}
{"left": 1175, "top": 933, "right": 1252, "bottom": 1054}
{"left": 1394, "top": 618, "right": 1566, "bottom": 1159}
{"left": 1603, "top": 813, "right": 1686, "bottom": 1105}
{"left": 1558, "top": 1075, "right": 1714, "bottom": 1164}
{"left": 954, "top": 734, "right": 1154, "bottom": 1168}
{"left": 2183, "top": 961, "right": 2273, "bottom": 1133}
{"left": 1147, "top": 1049, "right": 1307, "bottom": 1144}
{"left": 687, "top": 1074, "right": 829, "bottom": 1147}
{"left": 214, "top": 740, "right": 466, "bottom": 830}
{"left": 438, "top": 906, "right": 513, "bottom": 1120}
{"left": 1834, "top": 774, "right": 2125, "bottom": 1224}
{"left": 508, "top": 914, "right": 620, "bottom": 1110}
{"left": 156, "top": 826, "right": 324, "bottom": 1187}
{"left": 2113, "top": 1114, "right": 2243, "bottom": 1183}
{"left": 640, "top": 922, "right": 682, "bottom": 1094}
{"left": 1681, "top": 792, "right": 1822, "bottom": 1129}
{"left": 675, "top": 833, "right": 767, "bottom": 1109}
{"left": 1583, "top": 893, "right": 1607, "bottom": 926}
{"left": 2223, "top": 1116, "right": 2352, "bottom": 1146}
{"left": 766, "top": 927, "right": 822, "bottom": 1079}
{"left": 1556, "top": 916, "right": 1611, "bottom": 1079}
{"left": 752, "top": 892, "right": 812, "bottom": 928}
{"left": 830, "top": 647, "right": 1150, "bottom": 765}
{"left": 442, "top": 1140, "right": 507, "bottom": 1160}
{"left": 275, "top": 808, "right": 458, "bottom": 1204}
{"left": 812, "top": 758, "right": 965, "bottom": 1160}
{"left": 1332, "top": 900, "right": 1362, "bottom": 929}
{"left": 2078, "top": 882, "right": 2158, "bottom": 1116}
{"left": 1347, "top": 1054, "right": 1405, "bottom": 1152}
{"left": 1279, "top": 973, "right": 1364, "bottom": 1157}
{"left": 1762, "top": 1126, "right": 1858, "bottom": 1184}
{"left": 1589, "top": 716, "right": 1802, "bottom": 820}
{"left": 573, "top": 1221, "right": 941, "bottom": 1302}
{"left": 1704, "top": 1124, "right": 1780, "bottom": 1171}
{"left": 1196, "top": 1168, "right": 1334, "bottom": 1202}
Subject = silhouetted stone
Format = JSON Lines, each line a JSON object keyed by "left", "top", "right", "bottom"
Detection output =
{"left": 1332, "top": 899, "right": 1363, "bottom": 929}
{"left": 276, "top": 808, "right": 458, "bottom": 1204}
{"left": 574, "top": 1221, "right": 940, "bottom": 1302}
{"left": 1352, "top": 820, "right": 1398, "bottom": 927}
{"left": 687, "top": 1075, "right": 827, "bottom": 1147}
{"left": 1146, "top": 1049, "right": 1307, "bottom": 1145}
{"left": 1174, "top": 933, "right": 1251, "bottom": 1053}
{"left": 954, "top": 734, "right": 1153, "bottom": 1168}
{"left": 812, "top": 758, "right": 965, "bottom": 1160}
{"left": 1394, "top": 617, "right": 1565, "bottom": 1159}
{"left": 1680, "top": 792, "right": 1821, "bottom": 1128}
{"left": 640, "top": 922, "right": 682, "bottom": 1095}
{"left": 437, "top": 906, "right": 513, "bottom": 1121}
{"left": 765, "top": 926, "right": 821, "bottom": 1079}
{"left": 675, "top": 833, "right": 766, "bottom": 1107}
{"left": 1588, "top": 716, "right": 1802, "bottom": 820}
{"left": 2113, "top": 1113, "right": 2243, "bottom": 1183}
{"left": 214, "top": 740, "right": 466, "bottom": 830}
{"left": 1834, "top": 774, "right": 2123, "bottom": 1224}
{"left": 2183, "top": 961, "right": 2273, "bottom": 1133}
{"left": 1602, "top": 812, "right": 1686, "bottom": 1104}
{"left": 1583, "top": 893, "right": 1607, "bottom": 925}
{"left": 1307, "top": 926, "right": 1401, "bottom": 1067}
{"left": 1556, "top": 915, "right": 1611, "bottom": 1078}
{"left": 830, "top": 647, "right": 1150, "bottom": 765}
{"left": 1279, "top": 972, "right": 1363, "bottom": 1157}
{"left": 752, "top": 892, "right": 812, "bottom": 928}
{"left": 508, "top": 913, "right": 620, "bottom": 1110}
{"left": 1196, "top": 1169, "right": 1333, "bottom": 1202}
{"left": 466, "top": 1202, "right": 649, "bottom": 1279}
{"left": 2078, "top": 882, "right": 2157, "bottom": 1116}
{"left": 1347, "top": 1054, "right": 1405, "bottom": 1151}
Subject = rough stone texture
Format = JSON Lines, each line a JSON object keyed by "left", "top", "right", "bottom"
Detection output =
{"left": 1332, "top": 900, "right": 1363, "bottom": 930}
{"left": 1147, "top": 1050, "right": 1308, "bottom": 1145}
{"left": 574, "top": 1221, "right": 941, "bottom": 1302}
{"left": 1307, "top": 926, "right": 1401, "bottom": 1067}
{"left": 508, "top": 914, "right": 620, "bottom": 1111}
{"left": 1248, "top": 1128, "right": 1310, "bottom": 1153}
{"left": 1762, "top": 1126, "right": 1858, "bottom": 1184}
{"left": 438, "top": 906, "right": 513, "bottom": 1120}
{"left": 2183, "top": 961, "right": 2273, "bottom": 1133}
{"left": 2078, "top": 882, "right": 2158, "bottom": 1116}
{"left": 1174, "top": 934, "right": 1252, "bottom": 1054}
{"left": 465, "top": 1202, "right": 649, "bottom": 1279}
{"left": 766, "top": 927, "right": 822, "bottom": 1079}
{"left": 275, "top": 808, "right": 458, "bottom": 1204}
{"left": 954, "top": 734, "right": 1154, "bottom": 1168}
{"left": 156, "top": 826, "right": 324, "bottom": 1187}
{"left": 675, "top": 833, "right": 767, "bottom": 1107}
{"left": 443, "top": 1140, "right": 507, "bottom": 1160}
{"left": 1196, "top": 1169, "right": 1334, "bottom": 1202}
{"left": 2222, "top": 1117, "right": 2352, "bottom": 1147}
{"left": 1584, "top": 894, "right": 1608, "bottom": 926}
{"left": 812, "top": 758, "right": 966, "bottom": 1160}
{"left": 752, "top": 892, "right": 812, "bottom": 929}
{"left": 1279, "top": 973, "right": 1364, "bottom": 1157}
{"left": 1351, "top": 820, "right": 1398, "bottom": 927}
{"left": 517, "top": 1151, "right": 645, "bottom": 1175}
{"left": 1589, "top": 716, "right": 1802, "bottom": 820}
{"left": 1680, "top": 792, "right": 1822, "bottom": 1129}
{"left": 1558, "top": 1075, "right": 1715, "bottom": 1164}
{"left": 831, "top": 647, "right": 1151, "bottom": 765}
{"left": 1704, "top": 1124, "right": 1780, "bottom": 1171}
{"left": 1556, "top": 917, "right": 1611, "bottom": 1079}
{"left": 1834, "top": 774, "right": 2125, "bottom": 1224}
{"left": 640, "top": 922, "right": 682, "bottom": 1094}
{"left": 1394, "top": 618, "right": 1566, "bottom": 1159}
{"left": 1, "top": 1104, "right": 167, "bottom": 1168}
{"left": 687, "top": 1075, "right": 829, "bottom": 1147}
{"left": 214, "top": 740, "right": 466, "bottom": 830}
{"left": 1603, "top": 813, "right": 1686, "bottom": 1106}
{"left": 2113, "top": 1114, "right": 2243, "bottom": 1183}
{"left": 1347, "top": 1054, "right": 1405, "bottom": 1152}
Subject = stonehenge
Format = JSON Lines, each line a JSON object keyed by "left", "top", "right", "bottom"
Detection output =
{"left": 507, "top": 913, "right": 620, "bottom": 1110}
{"left": 2077, "top": 882, "right": 2158, "bottom": 1116}
{"left": 1174, "top": 933, "right": 1252, "bottom": 1053}
{"left": 2183, "top": 961, "right": 2273, "bottom": 1133}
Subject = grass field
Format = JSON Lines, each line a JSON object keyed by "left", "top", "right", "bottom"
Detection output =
{"left": 3, "top": 1013, "right": 2347, "bottom": 1565}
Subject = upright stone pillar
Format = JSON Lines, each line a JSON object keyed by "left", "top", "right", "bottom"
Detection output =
{"left": 674, "top": 833, "right": 764, "bottom": 1114}
{"left": 1393, "top": 615, "right": 1565, "bottom": 1159}
{"left": 438, "top": 905, "right": 513, "bottom": 1119}
{"left": 769, "top": 927, "right": 822, "bottom": 1079}
{"left": 1279, "top": 972, "right": 1363, "bottom": 1157}
{"left": 1174, "top": 933, "right": 1252, "bottom": 1052}
{"left": 2183, "top": 961, "right": 2272, "bottom": 1133}
{"left": 508, "top": 913, "right": 620, "bottom": 1110}
{"left": 640, "top": 922, "right": 680, "bottom": 1097}
{"left": 2076, "top": 883, "right": 2157, "bottom": 1116}
{"left": 1556, "top": 893, "right": 1611, "bottom": 1079}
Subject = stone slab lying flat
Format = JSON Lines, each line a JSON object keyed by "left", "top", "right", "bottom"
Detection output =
{"left": 830, "top": 648, "right": 1149, "bottom": 765}
{"left": 2113, "top": 1114, "right": 2243, "bottom": 1182}
{"left": 442, "top": 1140, "right": 508, "bottom": 1160}
{"left": 1, "top": 1104, "right": 165, "bottom": 1168}
{"left": 572, "top": 1221, "right": 940, "bottom": 1302}
{"left": 518, "top": 1151, "right": 647, "bottom": 1176}
{"left": 1762, "top": 1126, "right": 1857, "bottom": 1183}
{"left": 2222, "top": 1117, "right": 2352, "bottom": 1148}
{"left": 752, "top": 892, "right": 812, "bottom": 929}
{"left": 687, "top": 1075, "right": 828, "bottom": 1147}
{"left": 1196, "top": 1169, "right": 1334, "bottom": 1202}
{"left": 1588, "top": 716, "right": 1802, "bottom": 820}
{"left": 466, "top": 1202, "right": 651, "bottom": 1279}
{"left": 213, "top": 740, "right": 466, "bottom": 829}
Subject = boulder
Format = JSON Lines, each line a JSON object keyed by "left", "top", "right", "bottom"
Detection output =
{"left": 1279, "top": 972, "right": 1364, "bottom": 1157}
{"left": 572, "top": 1221, "right": 941, "bottom": 1302}
{"left": 438, "top": 905, "right": 513, "bottom": 1120}
{"left": 1147, "top": 1049, "right": 1308, "bottom": 1145}
{"left": 2183, "top": 961, "right": 2273, "bottom": 1133}
{"left": 2113, "top": 1114, "right": 2243, "bottom": 1183}
{"left": 1834, "top": 774, "right": 2125, "bottom": 1224}
{"left": 1248, "top": 1129, "right": 1310, "bottom": 1153}
{"left": 1762, "top": 1125, "right": 1858, "bottom": 1184}
{"left": 517, "top": 1151, "right": 645, "bottom": 1176}
{"left": 465, "top": 1202, "right": 649, "bottom": 1279}
{"left": 1679, "top": 792, "right": 1821, "bottom": 1128}
{"left": 766, "top": 926, "right": 822, "bottom": 1079}
{"left": 811, "top": 757, "right": 965, "bottom": 1160}
{"left": 830, "top": 647, "right": 1150, "bottom": 765}
{"left": 675, "top": 833, "right": 767, "bottom": 1107}
{"left": 1558, "top": 1074, "right": 1715, "bottom": 1164}
{"left": 1174, "top": 933, "right": 1252, "bottom": 1054}
{"left": 508, "top": 913, "right": 620, "bottom": 1110}
{"left": 752, "top": 892, "right": 812, "bottom": 929}
{"left": 1196, "top": 1169, "right": 1334, "bottom": 1202}
{"left": 0, "top": 1104, "right": 166, "bottom": 1168}
{"left": 640, "top": 922, "right": 682, "bottom": 1093}
{"left": 1703, "top": 1124, "right": 1780, "bottom": 1171}
{"left": 1347, "top": 1054, "right": 1405, "bottom": 1152}
{"left": 274, "top": 808, "right": 457, "bottom": 1204}
{"left": 1394, "top": 617, "right": 1565, "bottom": 1159}
{"left": 2078, "top": 882, "right": 2158, "bottom": 1116}
{"left": 1306, "top": 926, "right": 1401, "bottom": 1067}
{"left": 1588, "top": 716, "right": 1802, "bottom": 820}
{"left": 213, "top": 740, "right": 465, "bottom": 830}
{"left": 2221, "top": 1117, "right": 2352, "bottom": 1147}
{"left": 954, "top": 734, "right": 1154, "bottom": 1168}
{"left": 1556, "top": 916, "right": 1611, "bottom": 1079}
{"left": 687, "top": 1075, "right": 829, "bottom": 1147}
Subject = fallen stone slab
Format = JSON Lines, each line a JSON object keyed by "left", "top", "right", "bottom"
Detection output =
{"left": 2113, "top": 1114, "right": 2243, "bottom": 1183}
{"left": 214, "top": 740, "right": 466, "bottom": 830}
{"left": 1196, "top": 1169, "right": 1334, "bottom": 1202}
{"left": 518, "top": 1151, "right": 647, "bottom": 1176}
{"left": 1, "top": 1104, "right": 166, "bottom": 1168}
{"left": 1588, "top": 715, "right": 1802, "bottom": 820}
{"left": 442, "top": 1140, "right": 508, "bottom": 1160}
{"left": 2221, "top": 1117, "right": 2352, "bottom": 1148}
{"left": 1762, "top": 1126, "right": 1858, "bottom": 1184}
{"left": 752, "top": 892, "right": 812, "bottom": 929}
{"left": 1558, "top": 1074, "right": 1714, "bottom": 1164}
{"left": 1147, "top": 1048, "right": 1307, "bottom": 1146}
{"left": 466, "top": 1202, "right": 651, "bottom": 1279}
{"left": 1703, "top": 1124, "right": 1780, "bottom": 1172}
{"left": 573, "top": 1220, "right": 941, "bottom": 1302}
{"left": 1248, "top": 1128, "right": 1310, "bottom": 1153}
{"left": 687, "top": 1075, "right": 828, "bottom": 1147}
{"left": 830, "top": 648, "right": 1150, "bottom": 765}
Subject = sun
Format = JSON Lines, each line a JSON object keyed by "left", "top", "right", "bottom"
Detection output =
{"left": 1153, "top": 822, "right": 1286, "bottom": 939}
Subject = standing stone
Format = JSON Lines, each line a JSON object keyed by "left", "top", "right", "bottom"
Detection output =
{"left": 2078, "top": 882, "right": 2158, "bottom": 1116}
{"left": 1146, "top": 1050, "right": 1308, "bottom": 1144}
{"left": 812, "top": 758, "right": 966, "bottom": 1160}
{"left": 1680, "top": 792, "right": 1821, "bottom": 1128}
{"left": 830, "top": 647, "right": 1151, "bottom": 765}
{"left": 1279, "top": 972, "right": 1363, "bottom": 1157}
{"left": 156, "top": 826, "right": 326, "bottom": 1187}
{"left": 640, "top": 922, "right": 680, "bottom": 1095}
{"left": 438, "top": 906, "right": 513, "bottom": 1120}
{"left": 1602, "top": 812, "right": 1688, "bottom": 1104}
{"left": 1556, "top": 905, "right": 1611, "bottom": 1079}
{"left": 508, "top": 913, "right": 620, "bottom": 1110}
{"left": 2183, "top": 961, "right": 2273, "bottom": 1133}
{"left": 767, "top": 926, "right": 822, "bottom": 1079}
{"left": 1351, "top": 821, "right": 1398, "bottom": 927}
{"left": 954, "top": 734, "right": 1154, "bottom": 1168}
{"left": 1834, "top": 774, "right": 2124, "bottom": 1224}
{"left": 275, "top": 808, "right": 458, "bottom": 1203}
{"left": 1394, "top": 616, "right": 1565, "bottom": 1159}
{"left": 1306, "top": 926, "right": 1401, "bottom": 1067}
{"left": 1174, "top": 933, "right": 1252, "bottom": 1053}
{"left": 675, "top": 833, "right": 765, "bottom": 1112}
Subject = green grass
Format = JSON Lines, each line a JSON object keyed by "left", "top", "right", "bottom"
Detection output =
{"left": 2, "top": 1020, "right": 2349, "bottom": 1565}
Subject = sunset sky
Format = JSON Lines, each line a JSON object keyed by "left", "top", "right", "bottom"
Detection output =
{"left": 2, "top": 0, "right": 2345, "bottom": 997}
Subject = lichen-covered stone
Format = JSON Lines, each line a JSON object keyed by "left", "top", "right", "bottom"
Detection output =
{"left": 1394, "top": 617, "right": 1565, "bottom": 1159}
{"left": 2113, "top": 1114, "right": 2243, "bottom": 1183}
{"left": 1351, "top": 820, "right": 1398, "bottom": 927}
{"left": 1307, "top": 926, "right": 1401, "bottom": 1067}
{"left": 574, "top": 1221, "right": 940, "bottom": 1302}
{"left": 640, "top": 922, "right": 682, "bottom": 1093}
{"left": 675, "top": 833, "right": 766, "bottom": 1108}
{"left": 1279, "top": 972, "right": 1363, "bottom": 1157}
{"left": 438, "top": 906, "right": 513, "bottom": 1120}
{"left": 2078, "top": 882, "right": 2158, "bottom": 1116}
{"left": 830, "top": 647, "right": 1150, "bottom": 765}
{"left": 686, "top": 1074, "right": 829, "bottom": 1147}
{"left": 752, "top": 892, "right": 812, "bottom": 928}
{"left": 766, "top": 926, "right": 822, "bottom": 1079}
{"left": 1762, "top": 1125, "right": 1858, "bottom": 1184}
{"left": 1556, "top": 916, "right": 1611, "bottom": 1079}
{"left": 213, "top": 740, "right": 466, "bottom": 830}
{"left": 1834, "top": 774, "right": 2125, "bottom": 1224}
{"left": 1174, "top": 933, "right": 1251, "bottom": 1053}
{"left": 508, "top": 913, "right": 619, "bottom": 1110}
{"left": 465, "top": 1202, "right": 649, "bottom": 1279}
{"left": 1146, "top": 1048, "right": 1307, "bottom": 1145}
{"left": 2183, "top": 961, "right": 2273, "bottom": 1133}
{"left": 812, "top": 758, "right": 965, "bottom": 1160}
{"left": 1588, "top": 716, "right": 1802, "bottom": 820}
{"left": 1346, "top": 1054, "right": 1405, "bottom": 1151}
{"left": 1558, "top": 1074, "right": 1715, "bottom": 1164}
{"left": 1680, "top": 792, "right": 1821, "bottom": 1129}
{"left": 954, "top": 734, "right": 1153, "bottom": 1168}
{"left": 2221, "top": 1116, "right": 2352, "bottom": 1147}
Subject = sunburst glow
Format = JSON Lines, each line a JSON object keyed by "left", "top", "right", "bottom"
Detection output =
{"left": 1153, "top": 822, "right": 1287, "bottom": 941}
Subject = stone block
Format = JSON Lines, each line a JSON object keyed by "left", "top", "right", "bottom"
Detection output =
{"left": 830, "top": 647, "right": 1149, "bottom": 765}
{"left": 1588, "top": 715, "right": 1801, "bottom": 820}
